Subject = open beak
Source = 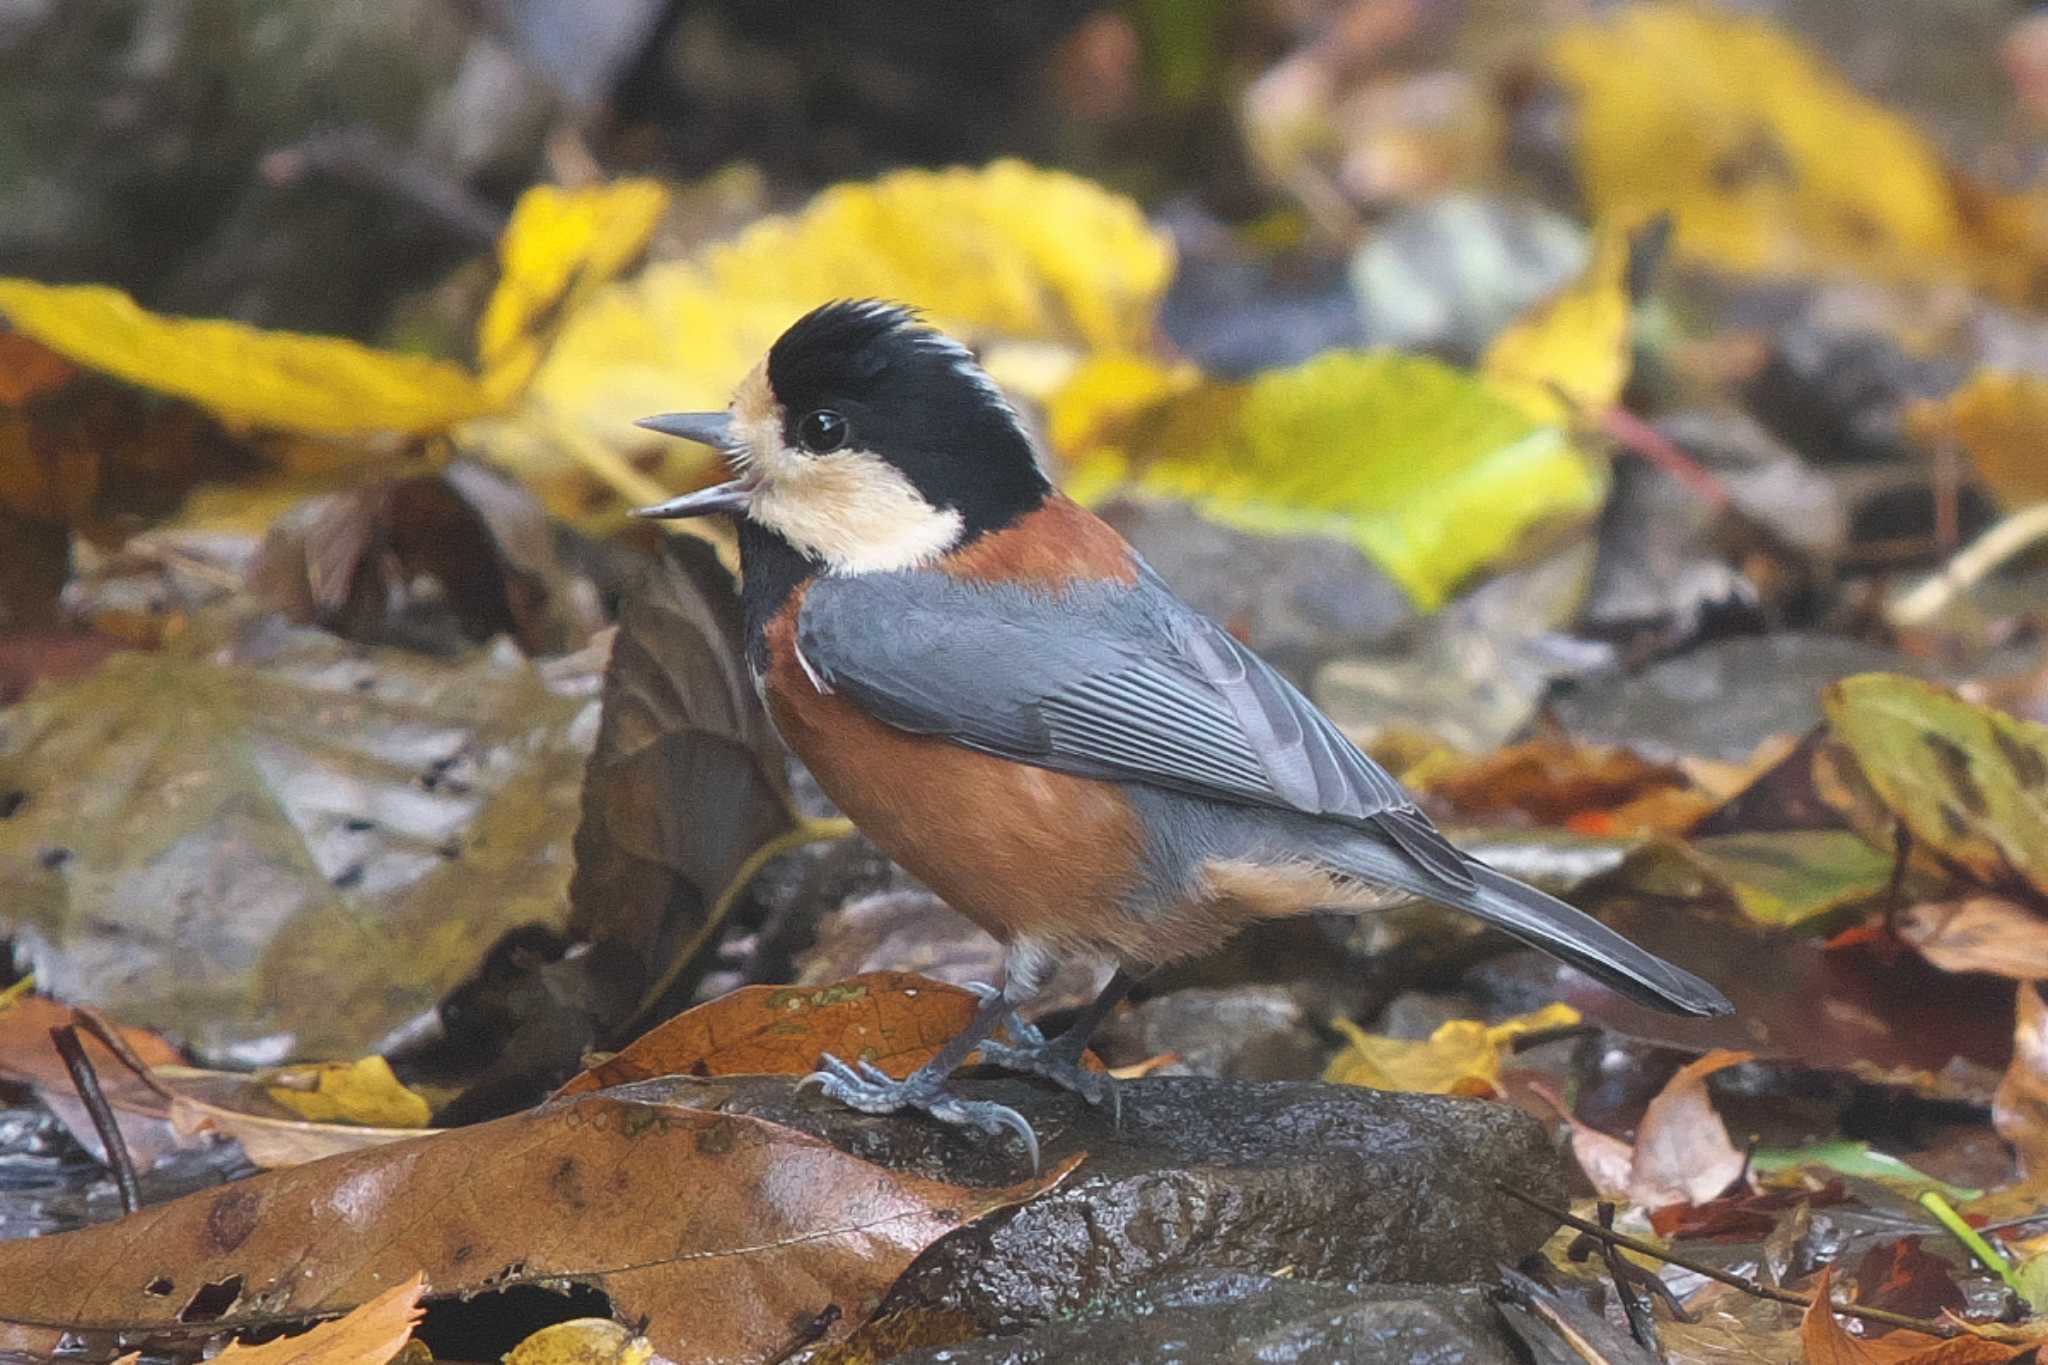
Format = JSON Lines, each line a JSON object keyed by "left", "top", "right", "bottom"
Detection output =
{"left": 632, "top": 411, "right": 751, "bottom": 519}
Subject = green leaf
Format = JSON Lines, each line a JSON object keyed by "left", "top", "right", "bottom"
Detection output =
{"left": 1062, "top": 350, "right": 1606, "bottom": 610}
{"left": 1823, "top": 673, "right": 2048, "bottom": 900}
{"left": 1750, "top": 1140, "right": 1982, "bottom": 1203}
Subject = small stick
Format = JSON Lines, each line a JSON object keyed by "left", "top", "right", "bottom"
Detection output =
{"left": 1597, "top": 1201, "right": 1667, "bottom": 1351}
{"left": 1496, "top": 1183, "right": 2031, "bottom": 1342}
{"left": 50, "top": 1025, "right": 142, "bottom": 1215}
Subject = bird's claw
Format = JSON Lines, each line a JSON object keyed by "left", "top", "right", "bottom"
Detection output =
{"left": 798, "top": 1051, "right": 1042, "bottom": 1172}
{"left": 976, "top": 1037, "right": 1120, "bottom": 1127}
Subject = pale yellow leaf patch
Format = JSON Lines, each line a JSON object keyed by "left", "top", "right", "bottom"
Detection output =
{"left": 1324, "top": 1002, "right": 1581, "bottom": 1096}
{"left": 1480, "top": 217, "right": 1647, "bottom": 426}
{"left": 1907, "top": 370, "right": 2048, "bottom": 510}
{"left": 262, "top": 1055, "right": 433, "bottom": 1129}
{"left": 504, "top": 1319, "right": 654, "bottom": 1365}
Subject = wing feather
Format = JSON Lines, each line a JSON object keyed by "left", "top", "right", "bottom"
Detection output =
{"left": 798, "top": 568, "right": 1475, "bottom": 892}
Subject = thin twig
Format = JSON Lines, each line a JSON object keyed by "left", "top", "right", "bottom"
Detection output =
{"left": 1496, "top": 1183, "right": 2033, "bottom": 1342}
{"left": 1597, "top": 1201, "right": 1668, "bottom": 1351}
{"left": 1598, "top": 407, "right": 1734, "bottom": 507}
{"left": 50, "top": 1025, "right": 142, "bottom": 1215}
{"left": 1889, "top": 501, "right": 2048, "bottom": 627}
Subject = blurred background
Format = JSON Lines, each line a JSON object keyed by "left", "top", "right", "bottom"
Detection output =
{"left": 4, "top": 2, "right": 2048, "bottom": 1338}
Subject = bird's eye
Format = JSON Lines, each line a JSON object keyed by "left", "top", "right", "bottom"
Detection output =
{"left": 797, "top": 409, "right": 848, "bottom": 454}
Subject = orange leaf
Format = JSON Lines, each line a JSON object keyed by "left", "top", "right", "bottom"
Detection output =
{"left": 214, "top": 1273, "right": 425, "bottom": 1365}
{"left": 1800, "top": 1266, "right": 2034, "bottom": 1364}
{"left": 556, "top": 972, "right": 981, "bottom": 1095}
{"left": 0, "top": 333, "right": 76, "bottom": 405}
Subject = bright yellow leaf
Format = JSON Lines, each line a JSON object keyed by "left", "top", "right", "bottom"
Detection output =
{"left": 505, "top": 1319, "right": 654, "bottom": 1365}
{"left": 477, "top": 179, "right": 670, "bottom": 405}
{"left": 473, "top": 161, "right": 1176, "bottom": 520}
{"left": 1907, "top": 371, "right": 2048, "bottom": 509}
{"left": 0, "top": 281, "right": 492, "bottom": 436}
{"left": 263, "top": 1054, "right": 433, "bottom": 1128}
{"left": 1325, "top": 1002, "right": 1582, "bottom": 1096}
{"left": 1053, "top": 349, "right": 1606, "bottom": 610}
{"left": 1481, "top": 217, "right": 1653, "bottom": 426}
{"left": 1550, "top": 6, "right": 1965, "bottom": 285}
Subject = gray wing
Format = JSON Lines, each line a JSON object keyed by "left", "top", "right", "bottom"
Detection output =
{"left": 796, "top": 565, "right": 1475, "bottom": 892}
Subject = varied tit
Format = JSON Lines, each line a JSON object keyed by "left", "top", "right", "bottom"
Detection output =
{"left": 635, "top": 299, "right": 1730, "bottom": 1168}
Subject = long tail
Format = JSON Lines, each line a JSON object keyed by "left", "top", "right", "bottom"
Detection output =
{"left": 1327, "top": 831, "right": 1733, "bottom": 1017}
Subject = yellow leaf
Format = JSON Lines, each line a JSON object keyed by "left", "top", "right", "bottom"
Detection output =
{"left": 1480, "top": 217, "right": 1655, "bottom": 426}
{"left": 504, "top": 1319, "right": 654, "bottom": 1365}
{"left": 477, "top": 179, "right": 670, "bottom": 405}
{"left": 0, "top": 281, "right": 492, "bottom": 435}
{"left": 1053, "top": 349, "right": 1606, "bottom": 610}
{"left": 1325, "top": 1002, "right": 1581, "bottom": 1095}
{"left": 263, "top": 1054, "right": 433, "bottom": 1129}
{"left": 1550, "top": 6, "right": 1965, "bottom": 285}
{"left": 473, "top": 161, "right": 1175, "bottom": 521}
{"left": 1907, "top": 371, "right": 2048, "bottom": 509}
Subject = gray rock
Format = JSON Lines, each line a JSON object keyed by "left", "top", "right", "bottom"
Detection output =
{"left": 890, "top": 1272, "right": 1516, "bottom": 1365}
{"left": 622, "top": 1073, "right": 1565, "bottom": 1333}
{"left": 1095, "top": 986, "right": 1324, "bottom": 1082}
{"left": 1547, "top": 634, "right": 1935, "bottom": 764}
{"left": 1101, "top": 500, "right": 1414, "bottom": 687}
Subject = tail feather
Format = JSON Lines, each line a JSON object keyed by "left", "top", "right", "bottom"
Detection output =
{"left": 1456, "top": 864, "right": 1731, "bottom": 1017}
{"left": 1324, "top": 831, "right": 1731, "bottom": 1017}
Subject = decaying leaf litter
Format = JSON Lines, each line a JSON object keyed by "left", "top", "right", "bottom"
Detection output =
{"left": 6, "top": 2, "right": 2048, "bottom": 1361}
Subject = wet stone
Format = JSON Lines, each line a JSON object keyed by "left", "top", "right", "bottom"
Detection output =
{"left": 625, "top": 1073, "right": 1565, "bottom": 1333}
{"left": 889, "top": 1271, "right": 1517, "bottom": 1365}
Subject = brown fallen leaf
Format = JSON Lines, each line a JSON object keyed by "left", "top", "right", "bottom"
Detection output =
{"left": 162, "top": 1067, "right": 440, "bottom": 1170}
{"left": 1421, "top": 736, "right": 1700, "bottom": 833}
{"left": 0, "top": 1091, "right": 1070, "bottom": 1363}
{"left": 1995, "top": 982, "right": 2048, "bottom": 1182}
{"left": 1849, "top": 1237, "right": 1968, "bottom": 1324}
{"left": 1800, "top": 1266, "right": 2033, "bottom": 1364}
{"left": 557, "top": 972, "right": 981, "bottom": 1096}
{"left": 1627, "top": 1048, "right": 1753, "bottom": 1210}
{"left": 1900, "top": 897, "right": 2048, "bottom": 981}
{"left": 0, "top": 996, "right": 185, "bottom": 1167}
{"left": 213, "top": 1273, "right": 425, "bottom": 1365}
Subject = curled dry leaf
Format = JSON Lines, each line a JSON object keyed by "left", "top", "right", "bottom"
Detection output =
{"left": 1899, "top": 897, "right": 2048, "bottom": 981}
{"left": 211, "top": 1273, "right": 425, "bottom": 1365}
{"left": 557, "top": 972, "right": 980, "bottom": 1096}
{"left": 164, "top": 1066, "right": 438, "bottom": 1171}
{"left": 1627, "top": 1048, "right": 1754, "bottom": 1210}
{"left": 0, "top": 1092, "right": 1071, "bottom": 1363}
{"left": 1995, "top": 982, "right": 2048, "bottom": 1183}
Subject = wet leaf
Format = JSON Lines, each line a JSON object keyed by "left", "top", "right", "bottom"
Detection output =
{"left": 0, "top": 1092, "right": 1071, "bottom": 1364}
{"left": 1822, "top": 674, "right": 2048, "bottom": 902}
{"left": 1899, "top": 896, "right": 2048, "bottom": 980}
{"left": 1627, "top": 1048, "right": 1752, "bottom": 1210}
{"left": 567, "top": 538, "right": 796, "bottom": 1031}
{"left": 0, "top": 620, "right": 593, "bottom": 1064}
{"left": 558, "top": 973, "right": 981, "bottom": 1095}
{"left": 261, "top": 1057, "right": 431, "bottom": 1129}
{"left": 1420, "top": 736, "right": 1699, "bottom": 832}
{"left": 1907, "top": 372, "right": 2048, "bottom": 510}
{"left": 503, "top": 1318, "right": 652, "bottom": 1365}
{"left": 212, "top": 1272, "right": 424, "bottom": 1365}
{"left": 1324, "top": 1002, "right": 1581, "bottom": 1097}
{"left": 1848, "top": 1237, "right": 1968, "bottom": 1323}
{"left": 0, "top": 995, "right": 186, "bottom": 1168}
{"left": 1800, "top": 1266, "right": 2033, "bottom": 1364}
{"left": 1057, "top": 348, "right": 1605, "bottom": 610}
{"left": 1550, "top": 7, "right": 1972, "bottom": 287}
{"left": 1676, "top": 830, "right": 1917, "bottom": 929}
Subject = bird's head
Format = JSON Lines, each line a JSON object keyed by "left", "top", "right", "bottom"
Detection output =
{"left": 633, "top": 299, "right": 1050, "bottom": 572}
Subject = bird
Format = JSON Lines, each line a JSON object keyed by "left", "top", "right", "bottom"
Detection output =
{"left": 633, "top": 298, "right": 1731, "bottom": 1167}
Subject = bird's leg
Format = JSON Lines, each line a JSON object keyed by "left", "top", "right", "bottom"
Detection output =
{"left": 976, "top": 968, "right": 1135, "bottom": 1120}
{"left": 798, "top": 947, "right": 1052, "bottom": 1169}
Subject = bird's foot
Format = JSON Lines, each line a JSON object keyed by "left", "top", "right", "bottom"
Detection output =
{"left": 961, "top": 993, "right": 1119, "bottom": 1123}
{"left": 797, "top": 1052, "right": 1041, "bottom": 1172}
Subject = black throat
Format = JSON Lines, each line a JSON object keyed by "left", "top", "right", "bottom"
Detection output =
{"left": 737, "top": 519, "right": 822, "bottom": 672}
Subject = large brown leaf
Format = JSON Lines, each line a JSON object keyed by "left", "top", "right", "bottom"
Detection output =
{"left": 0, "top": 618, "right": 592, "bottom": 1064}
{"left": 0, "top": 1091, "right": 1069, "bottom": 1364}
